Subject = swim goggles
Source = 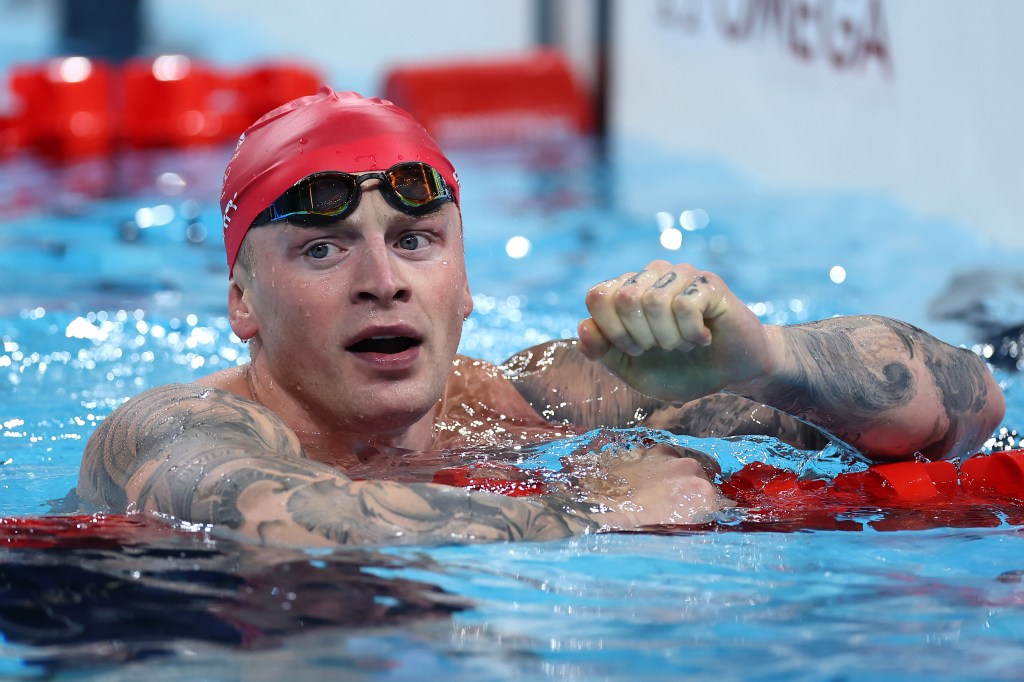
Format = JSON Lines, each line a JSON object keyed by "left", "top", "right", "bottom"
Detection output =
{"left": 251, "top": 161, "right": 454, "bottom": 226}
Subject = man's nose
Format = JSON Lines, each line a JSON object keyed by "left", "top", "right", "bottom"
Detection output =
{"left": 351, "top": 240, "right": 410, "bottom": 304}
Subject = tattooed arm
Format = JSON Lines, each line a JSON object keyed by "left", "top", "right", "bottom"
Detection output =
{"left": 505, "top": 339, "right": 830, "bottom": 450}
{"left": 509, "top": 260, "right": 1004, "bottom": 461}
{"left": 727, "top": 316, "right": 1004, "bottom": 459}
{"left": 77, "top": 384, "right": 599, "bottom": 546}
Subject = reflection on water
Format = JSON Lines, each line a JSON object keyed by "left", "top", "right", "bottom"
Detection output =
{"left": 0, "top": 514, "right": 465, "bottom": 675}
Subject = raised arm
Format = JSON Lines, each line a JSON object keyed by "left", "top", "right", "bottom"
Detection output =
{"left": 727, "top": 315, "right": 1004, "bottom": 459}
{"left": 78, "top": 384, "right": 597, "bottom": 546}
{"left": 504, "top": 339, "right": 830, "bottom": 450}
{"left": 514, "top": 260, "right": 1004, "bottom": 461}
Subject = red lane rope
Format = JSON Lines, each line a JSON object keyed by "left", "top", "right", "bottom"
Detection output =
{"left": 4, "top": 451, "right": 1022, "bottom": 542}
{"left": 715, "top": 450, "right": 1024, "bottom": 531}
{"left": 429, "top": 450, "right": 1024, "bottom": 532}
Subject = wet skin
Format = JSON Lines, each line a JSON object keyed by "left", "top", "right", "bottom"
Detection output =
{"left": 77, "top": 183, "right": 1006, "bottom": 547}
{"left": 222, "top": 184, "right": 474, "bottom": 456}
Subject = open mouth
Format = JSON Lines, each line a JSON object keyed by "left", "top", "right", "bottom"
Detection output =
{"left": 346, "top": 336, "right": 422, "bottom": 355}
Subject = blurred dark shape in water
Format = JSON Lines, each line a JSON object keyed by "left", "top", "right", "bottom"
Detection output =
{"left": 0, "top": 514, "right": 465, "bottom": 674}
{"left": 929, "top": 268, "right": 1024, "bottom": 371}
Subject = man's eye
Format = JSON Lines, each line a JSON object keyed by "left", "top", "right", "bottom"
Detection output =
{"left": 307, "top": 243, "right": 333, "bottom": 259}
{"left": 397, "top": 234, "right": 427, "bottom": 251}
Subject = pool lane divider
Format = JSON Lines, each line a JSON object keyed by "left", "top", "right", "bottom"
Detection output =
{"left": 3, "top": 450, "right": 1023, "bottom": 543}
{"left": 1, "top": 49, "right": 592, "bottom": 160}
{"left": 430, "top": 449, "right": 1024, "bottom": 532}
{"left": 382, "top": 49, "right": 593, "bottom": 147}
{"left": 712, "top": 449, "right": 1024, "bottom": 531}
{"left": 721, "top": 449, "right": 1024, "bottom": 505}
{"left": 1, "top": 58, "right": 322, "bottom": 159}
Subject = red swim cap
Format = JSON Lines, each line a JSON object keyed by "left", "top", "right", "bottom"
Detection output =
{"left": 219, "top": 86, "right": 459, "bottom": 273}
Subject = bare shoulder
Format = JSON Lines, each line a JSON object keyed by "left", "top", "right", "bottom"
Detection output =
{"left": 444, "top": 354, "right": 554, "bottom": 422}
{"left": 78, "top": 382, "right": 303, "bottom": 510}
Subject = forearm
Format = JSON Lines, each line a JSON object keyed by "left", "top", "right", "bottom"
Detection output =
{"left": 129, "top": 447, "right": 597, "bottom": 547}
{"left": 81, "top": 383, "right": 597, "bottom": 547}
{"left": 729, "top": 316, "right": 1005, "bottom": 460}
{"left": 505, "top": 340, "right": 828, "bottom": 450}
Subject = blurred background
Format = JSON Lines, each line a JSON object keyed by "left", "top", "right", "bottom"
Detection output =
{"left": 0, "top": 0, "right": 1021, "bottom": 248}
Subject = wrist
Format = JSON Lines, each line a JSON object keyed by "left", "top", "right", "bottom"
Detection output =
{"left": 725, "top": 324, "right": 789, "bottom": 398}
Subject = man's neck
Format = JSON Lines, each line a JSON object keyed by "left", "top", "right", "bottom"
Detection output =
{"left": 196, "top": 361, "right": 442, "bottom": 470}
{"left": 291, "top": 409, "right": 440, "bottom": 470}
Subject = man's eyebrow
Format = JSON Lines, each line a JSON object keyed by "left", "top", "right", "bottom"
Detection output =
{"left": 282, "top": 215, "right": 350, "bottom": 230}
{"left": 391, "top": 210, "right": 446, "bottom": 225}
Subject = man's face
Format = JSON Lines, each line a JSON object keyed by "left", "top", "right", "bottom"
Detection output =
{"left": 230, "top": 178, "right": 472, "bottom": 437}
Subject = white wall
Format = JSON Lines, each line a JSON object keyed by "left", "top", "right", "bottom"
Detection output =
{"left": 611, "top": 0, "right": 1024, "bottom": 248}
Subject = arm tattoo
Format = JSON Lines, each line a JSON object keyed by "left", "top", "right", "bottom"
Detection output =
{"left": 80, "top": 383, "right": 594, "bottom": 546}
{"left": 79, "top": 383, "right": 304, "bottom": 510}
{"left": 505, "top": 314, "right": 999, "bottom": 459}
{"left": 755, "top": 318, "right": 917, "bottom": 426}
{"left": 133, "top": 446, "right": 593, "bottom": 545}
{"left": 743, "top": 316, "right": 999, "bottom": 457}
{"left": 643, "top": 393, "right": 828, "bottom": 450}
{"left": 504, "top": 341, "right": 827, "bottom": 449}
{"left": 504, "top": 340, "right": 663, "bottom": 429}
{"left": 887, "top": 318, "right": 996, "bottom": 456}
{"left": 286, "top": 479, "right": 594, "bottom": 545}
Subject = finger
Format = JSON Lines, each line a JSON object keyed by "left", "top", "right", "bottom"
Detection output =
{"left": 639, "top": 269, "right": 695, "bottom": 350}
{"left": 671, "top": 274, "right": 715, "bottom": 347}
{"left": 666, "top": 444, "right": 721, "bottom": 478}
{"left": 613, "top": 269, "right": 668, "bottom": 353}
{"left": 585, "top": 272, "right": 646, "bottom": 356}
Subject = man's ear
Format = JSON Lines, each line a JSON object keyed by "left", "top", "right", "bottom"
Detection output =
{"left": 228, "top": 277, "right": 259, "bottom": 340}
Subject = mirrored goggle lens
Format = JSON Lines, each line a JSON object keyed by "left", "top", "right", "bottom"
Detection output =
{"left": 256, "top": 173, "right": 357, "bottom": 224}
{"left": 302, "top": 174, "right": 356, "bottom": 215}
{"left": 384, "top": 163, "right": 450, "bottom": 208}
{"left": 255, "top": 162, "right": 452, "bottom": 226}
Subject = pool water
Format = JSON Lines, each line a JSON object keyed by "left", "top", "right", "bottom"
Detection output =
{"left": 1, "top": 140, "right": 1022, "bottom": 680}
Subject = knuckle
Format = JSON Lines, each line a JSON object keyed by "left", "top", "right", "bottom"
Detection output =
{"left": 671, "top": 456, "right": 705, "bottom": 477}
{"left": 671, "top": 294, "right": 695, "bottom": 314}
{"left": 641, "top": 288, "right": 669, "bottom": 310}
{"left": 648, "top": 258, "right": 672, "bottom": 271}
{"left": 586, "top": 286, "right": 612, "bottom": 307}
{"left": 698, "top": 270, "right": 721, "bottom": 288}
{"left": 614, "top": 288, "right": 642, "bottom": 311}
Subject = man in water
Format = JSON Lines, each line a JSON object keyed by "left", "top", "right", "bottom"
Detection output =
{"left": 77, "top": 88, "right": 1005, "bottom": 546}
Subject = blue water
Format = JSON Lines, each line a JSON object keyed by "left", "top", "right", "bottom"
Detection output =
{"left": 1, "top": 140, "right": 1022, "bottom": 680}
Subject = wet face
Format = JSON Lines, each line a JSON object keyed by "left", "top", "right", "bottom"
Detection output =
{"left": 229, "top": 178, "right": 472, "bottom": 441}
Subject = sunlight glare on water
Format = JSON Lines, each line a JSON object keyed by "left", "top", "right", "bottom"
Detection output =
{"left": 1, "top": 141, "right": 1022, "bottom": 680}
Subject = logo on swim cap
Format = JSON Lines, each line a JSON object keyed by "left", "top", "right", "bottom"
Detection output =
{"left": 222, "top": 192, "right": 238, "bottom": 234}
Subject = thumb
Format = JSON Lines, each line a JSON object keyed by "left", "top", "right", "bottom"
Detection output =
{"left": 577, "top": 318, "right": 612, "bottom": 359}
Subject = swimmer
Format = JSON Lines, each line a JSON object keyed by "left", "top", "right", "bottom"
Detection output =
{"left": 77, "top": 88, "right": 1005, "bottom": 546}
